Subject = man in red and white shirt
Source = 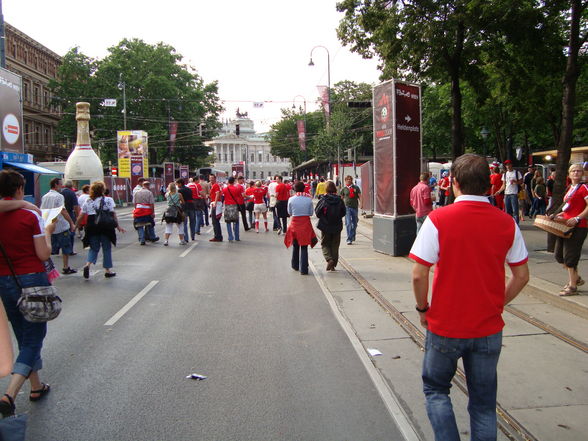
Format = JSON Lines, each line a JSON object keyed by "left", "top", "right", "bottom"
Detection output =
{"left": 274, "top": 176, "right": 291, "bottom": 235}
{"left": 187, "top": 177, "right": 205, "bottom": 236}
{"left": 409, "top": 154, "right": 529, "bottom": 441}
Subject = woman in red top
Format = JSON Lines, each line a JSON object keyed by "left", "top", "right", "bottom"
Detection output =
{"left": 0, "top": 170, "right": 56, "bottom": 417}
{"left": 552, "top": 163, "right": 588, "bottom": 296}
{"left": 252, "top": 180, "right": 269, "bottom": 233}
{"left": 222, "top": 177, "right": 242, "bottom": 241}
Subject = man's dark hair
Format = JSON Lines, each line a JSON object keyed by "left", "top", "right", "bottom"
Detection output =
{"left": 50, "top": 177, "right": 62, "bottom": 189}
{"left": 326, "top": 181, "right": 337, "bottom": 194}
{"left": 294, "top": 181, "right": 305, "bottom": 192}
{"left": 0, "top": 170, "right": 25, "bottom": 197}
{"left": 228, "top": 176, "right": 235, "bottom": 184}
{"left": 138, "top": 177, "right": 146, "bottom": 183}
{"left": 199, "top": 175, "right": 206, "bottom": 180}
{"left": 320, "top": 178, "right": 325, "bottom": 182}
{"left": 450, "top": 154, "right": 490, "bottom": 196}
{"left": 176, "top": 178, "right": 184, "bottom": 186}
{"left": 276, "top": 176, "right": 283, "bottom": 182}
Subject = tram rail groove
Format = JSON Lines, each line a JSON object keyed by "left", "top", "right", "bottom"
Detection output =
{"left": 339, "top": 257, "right": 538, "bottom": 441}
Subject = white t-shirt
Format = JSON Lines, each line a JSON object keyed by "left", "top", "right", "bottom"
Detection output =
{"left": 502, "top": 170, "right": 521, "bottom": 195}
{"left": 268, "top": 182, "right": 278, "bottom": 197}
{"left": 82, "top": 196, "right": 116, "bottom": 215}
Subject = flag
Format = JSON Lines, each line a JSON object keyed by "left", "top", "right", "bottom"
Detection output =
{"left": 168, "top": 121, "right": 178, "bottom": 152}
{"left": 297, "top": 119, "right": 306, "bottom": 151}
{"left": 317, "top": 86, "right": 330, "bottom": 117}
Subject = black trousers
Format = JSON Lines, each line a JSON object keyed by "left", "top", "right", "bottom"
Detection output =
{"left": 238, "top": 204, "right": 249, "bottom": 230}
{"left": 291, "top": 240, "right": 308, "bottom": 274}
{"left": 211, "top": 206, "right": 223, "bottom": 240}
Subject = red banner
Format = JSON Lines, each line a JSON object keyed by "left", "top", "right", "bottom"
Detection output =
{"left": 168, "top": 121, "right": 178, "bottom": 152}
{"left": 317, "top": 86, "right": 330, "bottom": 118}
{"left": 373, "top": 81, "right": 395, "bottom": 215}
{"left": 296, "top": 119, "right": 306, "bottom": 151}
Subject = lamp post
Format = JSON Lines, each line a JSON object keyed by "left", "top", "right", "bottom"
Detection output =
{"left": 480, "top": 127, "right": 489, "bottom": 157}
{"left": 118, "top": 73, "right": 127, "bottom": 130}
{"left": 292, "top": 95, "right": 307, "bottom": 114}
{"left": 309, "top": 45, "right": 337, "bottom": 182}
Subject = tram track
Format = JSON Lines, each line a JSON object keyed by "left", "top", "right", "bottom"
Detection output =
{"left": 339, "top": 256, "right": 542, "bottom": 441}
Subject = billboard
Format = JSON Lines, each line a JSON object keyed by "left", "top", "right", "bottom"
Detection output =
{"left": 0, "top": 68, "right": 24, "bottom": 153}
{"left": 117, "top": 130, "right": 149, "bottom": 178}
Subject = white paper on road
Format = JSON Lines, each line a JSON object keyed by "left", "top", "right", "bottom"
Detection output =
{"left": 367, "top": 348, "right": 383, "bottom": 357}
{"left": 186, "top": 373, "right": 207, "bottom": 380}
{"left": 41, "top": 205, "right": 64, "bottom": 225}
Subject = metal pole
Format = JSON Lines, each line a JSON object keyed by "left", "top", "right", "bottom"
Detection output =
{"left": 0, "top": 0, "right": 6, "bottom": 68}
{"left": 119, "top": 73, "right": 127, "bottom": 130}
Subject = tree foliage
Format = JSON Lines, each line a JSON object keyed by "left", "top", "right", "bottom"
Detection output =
{"left": 49, "top": 39, "right": 223, "bottom": 169}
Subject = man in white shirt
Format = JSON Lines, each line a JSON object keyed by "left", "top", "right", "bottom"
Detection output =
{"left": 40, "top": 177, "right": 76, "bottom": 274}
{"left": 495, "top": 160, "right": 522, "bottom": 224}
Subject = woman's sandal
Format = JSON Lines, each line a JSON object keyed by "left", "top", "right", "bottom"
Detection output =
{"left": 29, "top": 383, "right": 50, "bottom": 402}
{"left": 0, "top": 394, "right": 15, "bottom": 417}
{"left": 559, "top": 286, "right": 578, "bottom": 296}
{"left": 563, "top": 277, "right": 584, "bottom": 290}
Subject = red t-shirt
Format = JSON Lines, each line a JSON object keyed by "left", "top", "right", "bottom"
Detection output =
{"left": 0, "top": 208, "right": 46, "bottom": 276}
{"left": 304, "top": 183, "right": 311, "bottom": 194}
{"left": 245, "top": 187, "right": 255, "bottom": 202}
{"left": 276, "top": 183, "right": 290, "bottom": 201}
{"left": 562, "top": 184, "right": 588, "bottom": 228}
{"left": 210, "top": 183, "right": 221, "bottom": 203}
{"left": 409, "top": 196, "right": 528, "bottom": 338}
{"left": 187, "top": 182, "right": 203, "bottom": 199}
{"left": 252, "top": 187, "right": 267, "bottom": 204}
{"left": 223, "top": 185, "right": 244, "bottom": 205}
{"left": 490, "top": 173, "right": 503, "bottom": 194}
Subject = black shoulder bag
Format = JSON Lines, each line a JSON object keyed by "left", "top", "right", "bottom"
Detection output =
{"left": 94, "top": 198, "right": 117, "bottom": 230}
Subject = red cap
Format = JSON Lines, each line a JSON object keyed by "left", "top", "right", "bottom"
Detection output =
{"left": 504, "top": 160, "right": 512, "bottom": 164}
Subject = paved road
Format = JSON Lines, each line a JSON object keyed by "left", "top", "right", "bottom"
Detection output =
{"left": 2, "top": 206, "right": 406, "bottom": 441}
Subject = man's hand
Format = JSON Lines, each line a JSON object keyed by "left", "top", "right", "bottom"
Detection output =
{"left": 418, "top": 311, "right": 428, "bottom": 328}
{"left": 45, "top": 220, "right": 57, "bottom": 235}
{"left": 22, "top": 201, "right": 41, "bottom": 214}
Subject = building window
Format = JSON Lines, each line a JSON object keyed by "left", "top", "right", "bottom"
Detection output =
{"left": 35, "top": 127, "right": 40, "bottom": 145}
{"left": 252, "top": 171, "right": 256, "bottom": 178}
{"left": 11, "top": 43, "right": 16, "bottom": 57}
{"left": 33, "top": 86, "right": 39, "bottom": 105}
{"left": 44, "top": 91, "right": 49, "bottom": 108}
{"left": 266, "top": 154, "right": 270, "bottom": 162}
{"left": 250, "top": 154, "right": 254, "bottom": 163}
{"left": 45, "top": 128, "right": 50, "bottom": 144}
{"left": 260, "top": 171, "right": 264, "bottom": 179}
{"left": 224, "top": 153, "right": 228, "bottom": 162}
{"left": 258, "top": 152, "right": 262, "bottom": 162}
{"left": 23, "top": 82, "right": 29, "bottom": 102}
{"left": 25, "top": 124, "right": 30, "bottom": 144}
{"left": 230, "top": 151, "right": 234, "bottom": 162}
{"left": 268, "top": 171, "right": 271, "bottom": 178}
{"left": 242, "top": 152, "right": 246, "bottom": 162}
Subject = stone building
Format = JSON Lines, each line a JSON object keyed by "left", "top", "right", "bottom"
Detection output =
{"left": 4, "top": 22, "right": 68, "bottom": 161}
{"left": 207, "top": 116, "right": 291, "bottom": 180}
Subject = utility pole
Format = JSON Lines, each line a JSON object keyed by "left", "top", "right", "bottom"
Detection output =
{"left": 119, "top": 73, "right": 127, "bottom": 130}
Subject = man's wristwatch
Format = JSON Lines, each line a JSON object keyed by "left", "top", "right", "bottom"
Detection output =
{"left": 415, "top": 304, "right": 429, "bottom": 313}
{"left": 575, "top": 217, "right": 581, "bottom": 223}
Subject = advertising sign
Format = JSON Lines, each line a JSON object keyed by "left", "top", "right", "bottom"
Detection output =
{"left": 296, "top": 119, "right": 306, "bottom": 151}
{"left": 372, "top": 80, "right": 421, "bottom": 216}
{"left": 117, "top": 130, "right": 149, "bottom": 178}
{"left": 0, "top": 68, "right": 24, "bottom": 153}
{"left": 164, "top": 162, "right": 175, "bottom": 187}
{"left": 394, "top": 82, "right": 422, "bottom": 215}
{"left": 179, "top": 165, "right": 189, "bottom": 180}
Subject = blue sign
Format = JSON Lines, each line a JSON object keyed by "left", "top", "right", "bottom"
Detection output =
{"left": 1, "top": 151, "right": 32, "bottom": 164}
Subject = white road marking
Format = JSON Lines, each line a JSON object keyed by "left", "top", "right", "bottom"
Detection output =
{"left": 104, "top": 280, "right": 159, "bottom": 326}
{"left": 180, "top": 242, "right": 198, "bottom": 257}
{"left": 309, "top": 260, "right": 420, "bottom": 441}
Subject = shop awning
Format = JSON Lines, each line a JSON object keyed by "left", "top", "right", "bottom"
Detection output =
{"left": 4, "top": 161, "right": 62, "bottom": 175}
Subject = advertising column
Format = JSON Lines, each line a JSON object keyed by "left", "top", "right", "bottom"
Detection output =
{"left": 372, "top": 80, "right": 422, "bottom": 256}
{"left": 163, "top": 162, "right": 175, "bottom": 188}
{"left": 118, "top": 130, "right": 149, "bottom": 189}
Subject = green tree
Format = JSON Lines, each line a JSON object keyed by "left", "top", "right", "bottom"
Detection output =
{"left": 50, "top": 39, "right": 223, "bottom": 170}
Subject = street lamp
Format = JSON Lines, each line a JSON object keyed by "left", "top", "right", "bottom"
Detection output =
{"left": 292, "top": 95, "right": 307, "bottom": 114}
{"left": 480, "top": 127, "right": 489, "bottom": 156}
{"left": 308, "top": 45, "right": 337, "bottom": 182}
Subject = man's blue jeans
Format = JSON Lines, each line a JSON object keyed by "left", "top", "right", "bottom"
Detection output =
{"left": 422, "top": 330, "right": 502, "bottom": 441}
{"left": 195, "top": 210, "right": 204, "bottom": 234}
{"left": 345, "top": 206, "right": 358, "bottom": 242}
{"left": 183, "top": 208, "right": 196, "bottom": 240}
{"left": 504, "top": 194, "right": 519, "bottom": 224}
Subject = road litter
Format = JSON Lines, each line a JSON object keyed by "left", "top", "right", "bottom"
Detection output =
{"left": 367, "top": 348, "right": 383, "bottom": 357}
{"left": 186, "top": 373, "right": 207, "bottom": 380}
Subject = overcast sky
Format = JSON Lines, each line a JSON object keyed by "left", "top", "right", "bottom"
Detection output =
{"left": 4, "top": 0, "right": 383, "bottom": 132}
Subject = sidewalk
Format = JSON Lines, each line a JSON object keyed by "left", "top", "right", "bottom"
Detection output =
{"left": 307, "top": 214, "right": 588, "bottom": 441}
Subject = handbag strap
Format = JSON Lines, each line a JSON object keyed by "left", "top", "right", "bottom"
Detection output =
{"left": 96, "top": 197, "right": 105, "bottom": 215}
{"left": 0, "top": 240, "right": 22, "bottom": 288}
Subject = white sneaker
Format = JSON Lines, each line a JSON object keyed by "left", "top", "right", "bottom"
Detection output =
{"left": 164, "top": 241, "right": 169, "bottom": 246}
{"left": 179, "top": 240, "right": 187, "bottom": 245}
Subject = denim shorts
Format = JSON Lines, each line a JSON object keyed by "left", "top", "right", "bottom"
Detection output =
{"left": 51, "top": 230, "right": 73, "bottom": 255}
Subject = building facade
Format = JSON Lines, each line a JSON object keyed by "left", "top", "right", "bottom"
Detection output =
{"left": 4, "top": 22, "right": 68, "bottom": 161}
{"left": 207, "top": 117, "right": 291, "bottom": 180}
